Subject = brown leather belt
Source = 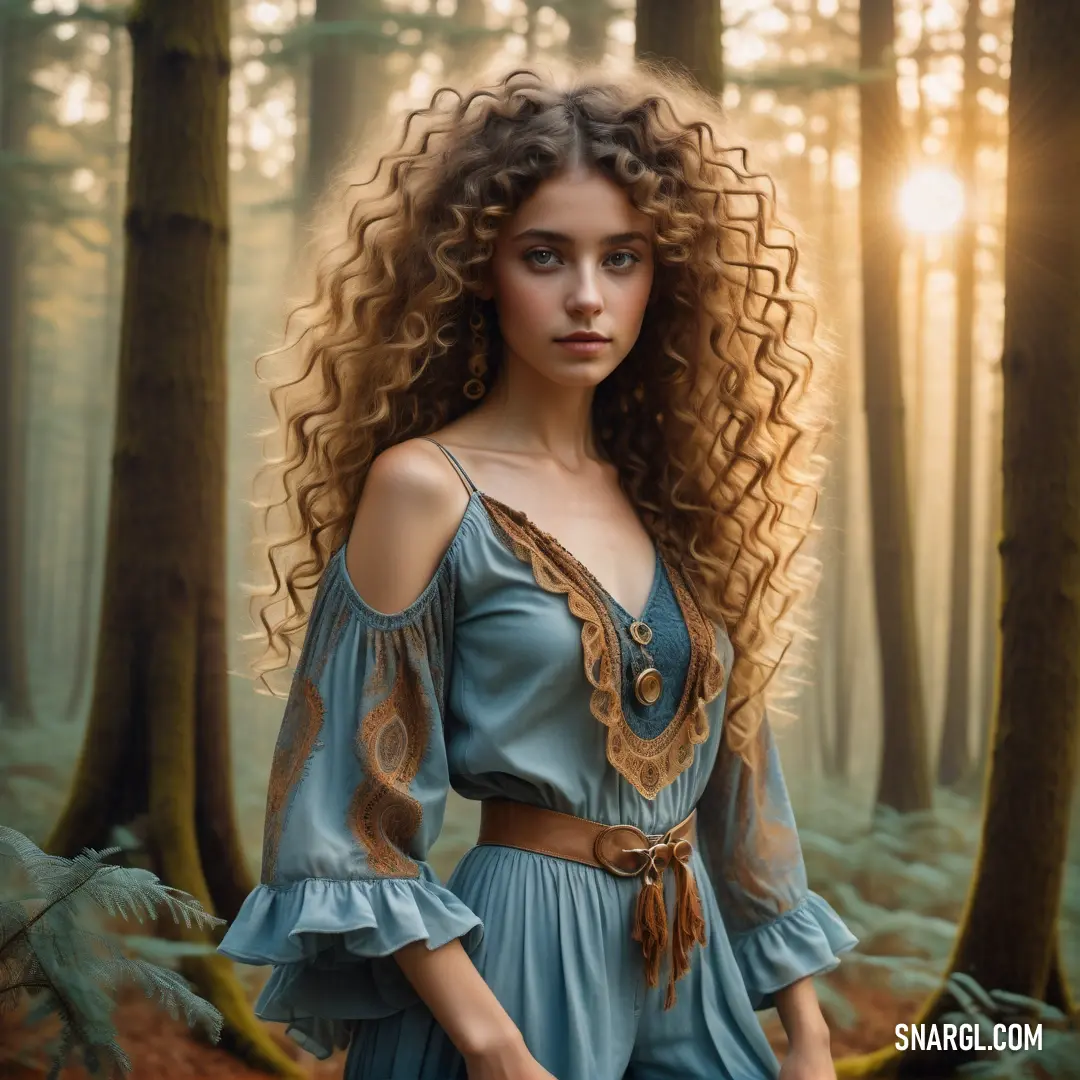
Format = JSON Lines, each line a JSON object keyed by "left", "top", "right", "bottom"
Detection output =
{"left": 477, "top": 799, "right": 707, "bottom": 1009}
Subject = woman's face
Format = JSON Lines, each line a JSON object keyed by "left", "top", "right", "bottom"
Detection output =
{"left": 483, "top": 166, "right": 655, "bottom": 390}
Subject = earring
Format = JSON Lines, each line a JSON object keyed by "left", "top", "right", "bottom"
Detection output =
{"left": 463, "top": 303, "right": 488, "bottom": 401}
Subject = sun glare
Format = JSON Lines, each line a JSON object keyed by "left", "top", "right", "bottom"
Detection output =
{"left": 898, "top": 167, "right": 966, "bottom": 234}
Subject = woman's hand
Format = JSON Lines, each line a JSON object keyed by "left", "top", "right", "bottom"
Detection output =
{"left": 463, "top": 1029, "right": 558, "bottom": 1080}
{"left": 778, "top": 1040, "right": 837, "bottom": 1080}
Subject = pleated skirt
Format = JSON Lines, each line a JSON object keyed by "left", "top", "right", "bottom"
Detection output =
{"left": 345, "top": 844, "right": 781, "bottom": 1080}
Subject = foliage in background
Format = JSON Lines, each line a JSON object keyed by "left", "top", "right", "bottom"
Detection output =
{"left": 0, "top": 825, "right": 223, "bottom": 1079}
{"left": 943, "top": 972, "right": 1076, "bottom": 1080}
{"left": 797, "top": 785, "right": 1079, "bottom": 1032}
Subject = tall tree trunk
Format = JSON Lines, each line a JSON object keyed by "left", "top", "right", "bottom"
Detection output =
{"left": 566, "top": 0, "right": 609, "bottom": 64}
{"left": 975, "top": 378, "right": 1002, "bottom": 774}
{"left": 816, "top": 90, "right": 852, "bottom": 781}
{"left": 825, "top": 90, "right": 854, "bottom": 781}
{"left": 300, "top": 0, "right": 386, "bottom": 220}
{"left": 954, "top": 360, "right": 1003, "bottom": 802}
{"left": 944, "top": 0, "right": 1080, "bottom": 1001}
{"left": 44, "top": 3, "right": 302, "bottom": 1075}
{"left": 937, "top": 0, "right": 981, "bottom": 787}
{"left": 839, "top": 2, "right": 1080, "bottom": 1073}
{"left": 0, "top": 11, "right": 35, "bottom": 728}
{"left": 907, "top": 0, "right": 927, "bottom": 466}
{"left": 636, "top": 0, "right": 723, "bottom": 96}
{"left": 859, "top": 0, "right": 932, "bottom": 813}
{"left": 64, "top": 25, "right": 127, "bottom": 724}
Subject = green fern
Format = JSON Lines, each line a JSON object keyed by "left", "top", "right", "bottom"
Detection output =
{"left": 939, "top": 972, "right": 1076, "bottom": 1079}
{"left": 0, "top": 825, "right": 225, "bottom": 1079}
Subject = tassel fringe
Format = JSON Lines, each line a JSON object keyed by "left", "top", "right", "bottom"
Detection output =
{"left": 631, "top": 875, "right": 668, "bottom": 989}
{"left": 630, "top": 843, "right": 707, "bottom": 1011}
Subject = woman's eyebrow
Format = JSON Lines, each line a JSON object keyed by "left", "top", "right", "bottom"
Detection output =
{"left": 510, "top": 228, "right": 649, "bottom": 245}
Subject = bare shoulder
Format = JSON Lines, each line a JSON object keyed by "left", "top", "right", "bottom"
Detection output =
{"left": 345, "top": 438, "right": 471, "bottom": 616}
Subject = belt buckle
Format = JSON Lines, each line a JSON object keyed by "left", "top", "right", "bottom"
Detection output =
{"left": 593, "top": 824, "right": 651, "bottom": 877}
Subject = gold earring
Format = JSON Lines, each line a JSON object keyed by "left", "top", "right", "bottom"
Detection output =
{"left": 463, "top": 304, "right": 488, "bottom": 401}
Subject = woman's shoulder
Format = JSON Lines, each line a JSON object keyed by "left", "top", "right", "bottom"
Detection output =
{"left": 342, "top": 437, "right": 474, "bottom": 617}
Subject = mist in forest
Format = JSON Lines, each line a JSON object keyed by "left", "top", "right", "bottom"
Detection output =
{"left": 1, "top": 0, "right": 1077, "bottom": 1076}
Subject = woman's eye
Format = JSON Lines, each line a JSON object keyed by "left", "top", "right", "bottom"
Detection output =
{"left": 525, "top": 248, "right": 559, "bottom": 267}
{"left": 606, "top": 251, "right": 639, "bottom": 269}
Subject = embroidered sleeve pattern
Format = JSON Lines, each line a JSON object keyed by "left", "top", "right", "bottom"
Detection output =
{"left": 260, "top": 603, "right": 349, "bottom": 884}
{"left": 350, "top": 623, "right": 435, "bottom": 878}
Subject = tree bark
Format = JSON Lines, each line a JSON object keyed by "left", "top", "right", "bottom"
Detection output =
{"left": 44, "top": 3, "right": 302, "bottom": 1075}
{"left": 937, "top": 0, "right": 980, "bottom": 787}
{"left": 636, "top": 0, "right": 723, "bottom": 96}
{"left": 0, "top": 11, "right": 35, "bottom": 728}
{"left": 838, "top": 0, "right": 1080, "bottom": 1073}
{"left": 943, "top": 0, "right": 1080, "bottom": 1006}
{"left": 858, "top": 0, "right": 932, "bottom": 813}
{"left": 974, "top": 379, "right": 1002, "bottom": 777}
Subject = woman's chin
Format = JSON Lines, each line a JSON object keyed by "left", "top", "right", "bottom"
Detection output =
{"left": 546, "top": 356, "right": 625, "bottom": 388}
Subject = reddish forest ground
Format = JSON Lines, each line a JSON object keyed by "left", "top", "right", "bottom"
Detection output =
{"left": 1, "top": 965, "right": 922, "bottom": 1080}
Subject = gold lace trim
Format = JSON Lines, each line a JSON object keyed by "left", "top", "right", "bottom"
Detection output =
{"left": 349, "top": 623, "right": 431, "bottom": 877}
{"left": 482, "top": 495, "right": 728, "bottom": 799}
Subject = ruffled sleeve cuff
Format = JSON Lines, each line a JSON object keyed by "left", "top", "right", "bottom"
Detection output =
{"left": 728, "top": 891, "right": 857, "bottom": 1011}
{"left": 217, "top": 874, "right": 483, "bottom": 1059}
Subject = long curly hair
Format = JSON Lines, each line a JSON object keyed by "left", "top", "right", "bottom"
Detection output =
{"left": 248, "top": 63, "right": 831, "bottom": 756}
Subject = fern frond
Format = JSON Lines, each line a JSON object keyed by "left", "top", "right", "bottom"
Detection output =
{"left": 987, "top": 988, "right": 1067, "bottom": 1022}
{"left": 0, "top": 827, "right": 224, "bottom": 959}
{"left": 85, "top": 948, "right": 223, "bottom": 1039}
{"left": 93, "top": 867, "right": 225, "bottom": 932}
{"left": 0, "top": 825, "right": 225, "bottom": 1078}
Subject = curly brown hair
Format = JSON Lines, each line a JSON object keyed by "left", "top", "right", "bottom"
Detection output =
{"left": 248, "top": 63, "right": 831, "bottom": 756}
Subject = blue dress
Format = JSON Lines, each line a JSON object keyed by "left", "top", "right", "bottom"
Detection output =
{"left": 218, "top": 441, "right": 857, "bottom": 1080}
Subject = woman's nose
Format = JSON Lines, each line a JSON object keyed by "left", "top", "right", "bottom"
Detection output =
{"left": 566, "top": 268, "right": 604, "bottom": 316}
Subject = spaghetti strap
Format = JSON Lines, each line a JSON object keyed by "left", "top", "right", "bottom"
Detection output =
{"left": 420, "top": 437, "right": 479, "bottom": 496}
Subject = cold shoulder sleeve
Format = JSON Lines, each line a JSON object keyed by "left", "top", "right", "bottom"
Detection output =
{"left": 698, "top": 700, "right": 857, "bottom": 1011}
{"left": 217, "top": 544, "right": 482, "bottom": 1060}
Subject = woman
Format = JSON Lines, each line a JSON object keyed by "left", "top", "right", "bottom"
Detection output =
{"left": 219, "top": 65, "right": 857, "bottom": 1080}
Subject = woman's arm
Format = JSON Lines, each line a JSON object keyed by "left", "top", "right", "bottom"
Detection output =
{"left": 774, "top": 977, "right": 832, "bottom": 1053}
{"left": 353, "top": 447, "right": 515, "bottom": 1060}
{"left": 394, "top": 938, "right": 524, "bottom": 1059}
{"left": 354, "top": 444, "right": 554, "bottom": 1079}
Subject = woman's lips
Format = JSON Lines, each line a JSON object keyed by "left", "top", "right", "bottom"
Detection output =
{"left": 555, "top": 337, "right": 611, "bottom": 355}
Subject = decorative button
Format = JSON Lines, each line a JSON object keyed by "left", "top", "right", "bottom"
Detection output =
{"left": 634, "top": 667, "right": 663, "bottom": 706}
{"left": 630, "top": 620, "right": 653, "bottom": 645}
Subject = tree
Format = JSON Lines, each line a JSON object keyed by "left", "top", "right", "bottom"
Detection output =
{"left": 299, "top": 0, "right": 388, "bottom": 220}
{"left": 63, "top": 20, "right": 128, "bottom": 726}
{"left": 43, "top": 1, "right": 303, "bottom": 1074}
{"left": 0, "top": 5, "right": 36, "bottom": 728}
{"left": 818, "top": 88, "right": 855, "bottom": 782}
{"left": 636, "top": 0, "right": 723, "bottom": 96}
{"left": 937, "top": 0, "right": 981, "bottom": 787}
{"left": 858, "top": 0, "right": 931, "bottom": 813}
{"left": 938, "top": 0, "right": 1080, "bottom": 1021}
{"left": 839, "top": 0, "right": 1080, "bottom": 1072}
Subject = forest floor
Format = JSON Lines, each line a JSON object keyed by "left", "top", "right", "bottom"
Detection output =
{"left": 1, "top": 965, "right": 925, "bottom": 1079}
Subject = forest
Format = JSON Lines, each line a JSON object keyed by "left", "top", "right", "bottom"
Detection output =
{"left": 0, "top": 0, "right": 1077, "bottom": 1077}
